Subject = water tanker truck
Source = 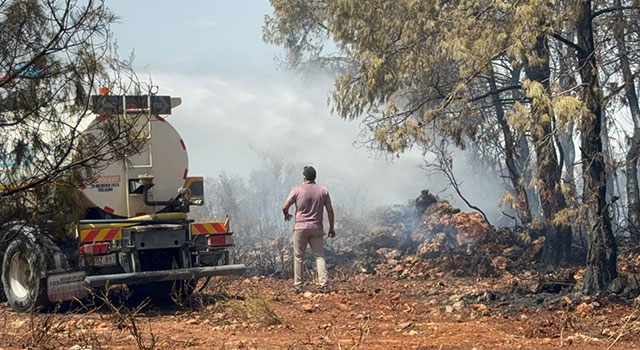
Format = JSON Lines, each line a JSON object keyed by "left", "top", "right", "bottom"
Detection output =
{"left": 1, "top": 94, "right": 246, "bottom": 312}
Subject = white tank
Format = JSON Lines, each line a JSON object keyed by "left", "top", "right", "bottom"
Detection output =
{"left": 79, "top": 111, "right": 188, "bottom": 218}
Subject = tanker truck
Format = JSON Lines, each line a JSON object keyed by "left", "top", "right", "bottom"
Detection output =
{"left": 1, "top": 94, "right": 246, "bottom": 312}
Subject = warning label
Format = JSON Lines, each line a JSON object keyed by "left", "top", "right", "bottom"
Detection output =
{"left": 89, "top": 175, "right": 121, "bottom": 192}
{"left": 95, "top": 175, "right": 121, "bottom": 184}
{"left": 91, "top": 182, "right": 120, "bottom": 192}
{"left": 47, "top": 271, "right": 88, "bottom": 302}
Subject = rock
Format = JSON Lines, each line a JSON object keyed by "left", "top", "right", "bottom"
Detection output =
{"left": 472, "top": 303, "right": 490, "bottom": 316}
{"left": 412, "top": 201, "right": 460, "bottom": 243}
{"left": 392, "top": 264, "right": 404, "bottom": 273}
{"left": 415, "top": 236, "right": 447, "bottom": 259}
{"left": 397, "top": 322, "right": 412, "bottom": 330}
{"left": 445, "top": 305, "right": 454, "bottom": 313}
{"left": 358, "top": 228, "right": 400, "bottom": 251}
{"left": 477, "top": 291, "right": 496, "bottom": 302}
{"left": 412, "top": 198, "right": 495, "bottom": 250}
{"left": 336, "top": 302, "right": 350, "bottom": 310}
{"left": 576, "top": 303, "right": 593, "bottom": 316}
{"left": 609, "top": 275, "right": 627, "bottom": 294}
{"left": 452, "top": 212, "right": 494, "bottom": 247}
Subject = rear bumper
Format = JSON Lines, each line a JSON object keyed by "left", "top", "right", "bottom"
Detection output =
{"left": 84, "top": 264, "right": 246, "bottom": 287}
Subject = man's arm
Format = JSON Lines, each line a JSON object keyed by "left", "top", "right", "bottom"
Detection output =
{"left": 282, "top": 201, "right": 293, "bottom": 221}
{"left": 326, "top": 202, "right": 335, "bottom": 238}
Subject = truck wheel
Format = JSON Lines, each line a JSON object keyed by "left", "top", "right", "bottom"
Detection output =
{"left": 2, "top": 236, "right": 49, "bottom": 312}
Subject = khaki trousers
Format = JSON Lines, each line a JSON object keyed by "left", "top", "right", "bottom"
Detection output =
{"left": 293, "top": 229, "right": 327, "bottom": 287}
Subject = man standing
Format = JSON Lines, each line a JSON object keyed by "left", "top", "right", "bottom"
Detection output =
{"left": 282, "top": 166, "right": 335, "bottom": 294}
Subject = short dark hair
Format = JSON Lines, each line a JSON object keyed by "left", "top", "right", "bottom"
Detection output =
{"left": 303, "top": 166, "right": 316, "bottom": 181}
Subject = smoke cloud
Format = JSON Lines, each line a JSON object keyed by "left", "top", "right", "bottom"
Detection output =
{"left": 151, "top": 72, "right": 428, "bottom": 211}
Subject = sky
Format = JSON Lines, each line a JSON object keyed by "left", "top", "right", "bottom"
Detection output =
{"left": 104, "top": 0, "right": 468, "bottom": 210}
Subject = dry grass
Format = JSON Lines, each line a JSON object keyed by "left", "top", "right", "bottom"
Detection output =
{"left": 606, "top": 303, "right": 640, "bottom": 349}
{"left": 221, "top": 294, "right": 282, "bottom": 327}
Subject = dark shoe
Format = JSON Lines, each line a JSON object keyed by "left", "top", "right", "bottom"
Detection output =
{"left": 319, "top": 285, "right": 330, "bottom": 294}
{"left": 293, "top": 286, "right": 303, "bottom": 294}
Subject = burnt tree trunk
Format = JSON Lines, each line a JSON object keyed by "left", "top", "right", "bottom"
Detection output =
{"left": 489, "top": 68, "right": 532, "bottom": 225}
{"left": 614, "top": 0, "right": 640, "bottom": 240}
{"left": 524, "top": 32, "right": 572, "bottom": 265}
{"left": 557, "top": 36, "right": 579, "bottom": 212}
{"left": 575, "top": 0, "right": 617, "bottom": 295}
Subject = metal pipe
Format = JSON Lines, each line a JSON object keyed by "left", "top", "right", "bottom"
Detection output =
{"left": 84, "top": 264, "right": 246, "bottom": 287}
{"left": 142, "top": 184, "right": 178, "bottom": 208}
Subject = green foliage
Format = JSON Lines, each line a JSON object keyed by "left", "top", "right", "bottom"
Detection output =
{"left": 263, "top": 0, "right": 333, "bottom": 71}
{"left": 263, "top": 0, "right": 636, "bottom": 164}
{"left": 266, "top": 0, "right": 546, "bottom": 155}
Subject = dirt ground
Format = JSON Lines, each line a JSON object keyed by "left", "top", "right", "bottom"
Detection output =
{"left": 0, "top": 271, "right": 638, "bottom": 350}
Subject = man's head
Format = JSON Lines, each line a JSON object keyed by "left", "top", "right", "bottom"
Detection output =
{"left": 303, "top": 166, "right": 316, "bottom": 181}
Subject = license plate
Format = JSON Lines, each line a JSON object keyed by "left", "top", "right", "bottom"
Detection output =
{"left": 90, "top": 253, "right": 117, "bottom": 266}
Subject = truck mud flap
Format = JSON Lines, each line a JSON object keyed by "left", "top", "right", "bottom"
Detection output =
{"left": 84, "top": 264, "right": 246, "bottom": 287}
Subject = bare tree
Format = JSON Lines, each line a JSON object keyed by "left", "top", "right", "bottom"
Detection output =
{"left": 0, "top": 0, "right": 148, "bottom": 226}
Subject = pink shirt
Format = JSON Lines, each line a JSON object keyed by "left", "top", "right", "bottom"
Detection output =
{"left": 286, "top": 182, "right": 331, "bottom": 230}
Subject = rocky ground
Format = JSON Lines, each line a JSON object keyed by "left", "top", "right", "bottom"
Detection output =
{"left": 0, "top": 271, "right": 638, "bottom": 349}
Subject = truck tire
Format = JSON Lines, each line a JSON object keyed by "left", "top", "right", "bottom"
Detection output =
{"left": 0, "top": 227, "right": 17, "bottom": 303}
{"left": 2, "top": 236, "right": 50, "bottom": 312}
{"left": 0, "top": 240, "right": 6, "bottom": 303}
